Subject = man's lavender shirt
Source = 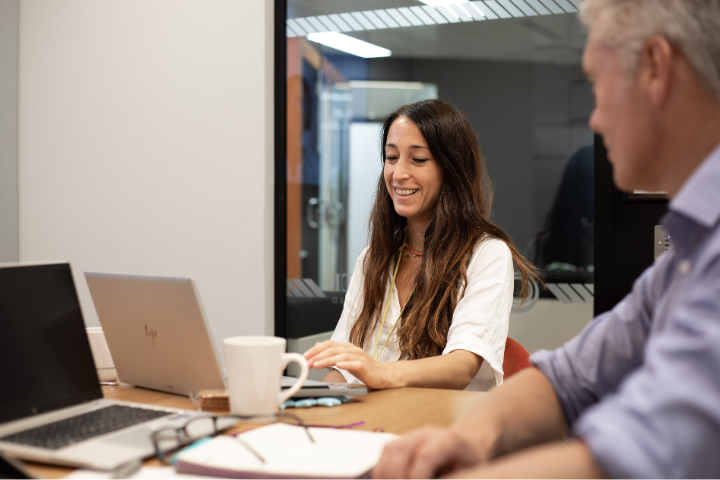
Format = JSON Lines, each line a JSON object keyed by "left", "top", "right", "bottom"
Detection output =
{"left": 531, "top": 143, "right": 720, "bottom": 478}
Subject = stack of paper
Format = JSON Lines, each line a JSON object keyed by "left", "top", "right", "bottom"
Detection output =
{"left": 175, "top": 423, "right": 399, "bottom": 478}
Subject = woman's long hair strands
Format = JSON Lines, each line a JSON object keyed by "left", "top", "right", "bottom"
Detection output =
{"left": 348, "top": 100, "right": 541, "bottom": 361}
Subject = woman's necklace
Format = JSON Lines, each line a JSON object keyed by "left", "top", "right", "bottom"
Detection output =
{"left": 401, "top": 242, "right": 424, "bottom": 258}
{"left": 372, "top": 238, "right": 419, "bottom": 361}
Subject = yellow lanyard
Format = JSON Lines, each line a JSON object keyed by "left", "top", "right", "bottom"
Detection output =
{"left": 371, "top": 243, "right": 416, "bottom": 361}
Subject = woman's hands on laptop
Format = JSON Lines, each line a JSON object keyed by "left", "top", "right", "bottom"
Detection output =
{"left": 303, "top": 341, "right": 399, "bottom": 389}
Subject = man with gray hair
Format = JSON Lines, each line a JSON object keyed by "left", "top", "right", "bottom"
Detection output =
{"left": 373, "top": 0, "right": 720, "bottom": 477}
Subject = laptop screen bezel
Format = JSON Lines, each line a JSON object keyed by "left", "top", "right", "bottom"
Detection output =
{"left": 0, "top": 263, "right": 103, "bottom": 425}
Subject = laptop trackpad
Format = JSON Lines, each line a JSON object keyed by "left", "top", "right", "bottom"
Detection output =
{"left": 102, "top": 427, "right": 154, "bottom": 451}
{"left": 61, "top": 430, "right": 152, "bottom": 470}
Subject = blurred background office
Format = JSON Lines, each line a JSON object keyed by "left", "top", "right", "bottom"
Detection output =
{"left": 281, "top": 0, "right": 598, "bottom": 378}
{"left": 0, "top": 1, "right": 666, "bottom": 377}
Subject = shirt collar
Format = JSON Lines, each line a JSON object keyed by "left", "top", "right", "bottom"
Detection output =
{"left": 670, "top": 141, "right": 720, "bottom": 229}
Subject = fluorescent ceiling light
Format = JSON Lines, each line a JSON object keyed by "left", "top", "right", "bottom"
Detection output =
{"left": 287, "top": 1, "right": 575, "bottom": 39}
{"left": 347, "top": 81, "right": 426, "bottom": 89}
{"left": 307, "top": 32, "right": 392, "bottom": 58}
{"left": 459, "top": 3, "right": 472, "bottom": 15}
{"left": 417, "top": 0, "right": 474, "bottom": 7}
{"left": 418, "top": 0, "right": 481, "bottom": 20}
{"left": 468, "top": 2, "right": 486, "bottom": 17}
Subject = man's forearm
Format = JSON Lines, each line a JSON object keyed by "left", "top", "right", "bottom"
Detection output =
{"left": 451, "top": 367, "right": 568, "bottom": 461}
{"left": 447, "top": 439, "right": 605, "bottom": 479}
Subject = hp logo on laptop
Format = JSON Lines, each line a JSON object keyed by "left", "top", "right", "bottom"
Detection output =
{"left": 144, "top": 321, "right": 158, "bottom": 346}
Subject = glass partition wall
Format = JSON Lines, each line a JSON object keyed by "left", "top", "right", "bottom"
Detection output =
{"left": 279, "top": 0, "right": 593, "bottom": 379}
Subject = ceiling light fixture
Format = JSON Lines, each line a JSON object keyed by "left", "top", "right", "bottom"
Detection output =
{"left": 418, "top": 1, "right": 485, "bottom": 20}
{"left": 456, "top": 3, "right": 473, "bottom": 17}
{"left": 468, "top": 2, "right": 486, "bottom": 16}
{"left": 417, "top": 0, "right": 470, "bottom": 6}
{"left": 347, "top": 81, "right": 426, "bottom": 89}
{"left": 288, "top": 1, "right": 579, "bottom": 39}
{"left": 307, "top": 32, "right": 392, "bottom": 58}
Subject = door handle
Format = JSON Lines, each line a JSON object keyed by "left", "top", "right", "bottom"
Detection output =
{"left": 307, "top": 198, "right": 319, "bottom": 229}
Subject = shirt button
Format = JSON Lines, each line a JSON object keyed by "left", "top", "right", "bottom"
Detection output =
{"left": 679, "top": 260, "right": 691, "bottom": 274}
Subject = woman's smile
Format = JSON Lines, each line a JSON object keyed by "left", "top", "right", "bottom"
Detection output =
{"left": 394, "top": 187, "right": 419, "bottom": 197}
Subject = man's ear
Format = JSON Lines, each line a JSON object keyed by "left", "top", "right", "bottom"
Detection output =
{"left": 639, "top": 35, "right": 674, "bottom": 106}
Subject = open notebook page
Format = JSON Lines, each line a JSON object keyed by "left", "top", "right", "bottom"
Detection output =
{"left": 175, "top": 423, "right": 399, "bottom": 478}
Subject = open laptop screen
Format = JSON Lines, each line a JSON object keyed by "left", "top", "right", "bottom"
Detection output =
{"left": 0, "top": 264, "right": 102, "bottom": 424}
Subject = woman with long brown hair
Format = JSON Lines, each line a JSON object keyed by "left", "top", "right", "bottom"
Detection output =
{"left": 304, "top": 99, "right": 539, "bottom": 391}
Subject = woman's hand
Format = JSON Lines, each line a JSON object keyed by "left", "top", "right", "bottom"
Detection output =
{"left": 303, "top": 340, "right": 402, "bottom": 389}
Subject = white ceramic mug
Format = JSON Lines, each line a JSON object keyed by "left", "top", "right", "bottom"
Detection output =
{"left": 86, "top": 327, "right": 117, "bottom": 382}
{"left": 223, "top": 336, "right": 308, "bottom": 415}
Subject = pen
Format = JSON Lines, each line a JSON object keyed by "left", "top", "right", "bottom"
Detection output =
{"left": 235, "top": 436, "right": 266, "bottom": 464}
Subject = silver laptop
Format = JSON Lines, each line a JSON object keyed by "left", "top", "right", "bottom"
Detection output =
{"left": 280, "top": 377, "right": 367, "bottom": 398}
{"left": 86, "top": 271, "right": 367, "bottom": 399}
{"left": 84, "top": 272, "right": 226, "bottom": 396}
{"left": 0, "top": 263, "right": 234, "bottom": 471}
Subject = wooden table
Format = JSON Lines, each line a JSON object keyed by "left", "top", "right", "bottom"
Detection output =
{"left": 25, "top": 385, "right": 484, "bottom": 479}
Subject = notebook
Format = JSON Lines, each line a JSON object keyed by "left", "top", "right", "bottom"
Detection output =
{"left": 175, "top": 423, "right": 398, "bottom": 478}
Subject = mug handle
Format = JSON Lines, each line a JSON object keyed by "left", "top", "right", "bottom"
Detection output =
{"left": 278, "top": 353, "right": 309, "bottom": 405}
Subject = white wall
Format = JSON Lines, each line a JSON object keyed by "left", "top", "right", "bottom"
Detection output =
{"left": 18, "top": 0, "right": 274, "bottom": 358}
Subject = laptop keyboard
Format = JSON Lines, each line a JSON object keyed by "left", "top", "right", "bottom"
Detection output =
{"left": 0, "top": 405, "right": 171, "bottom": 450}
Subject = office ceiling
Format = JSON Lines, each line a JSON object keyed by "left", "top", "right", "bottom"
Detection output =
{"left": 287, "top": 0, "right": 587, "bottom": 65}
{"left": 289, "top": 0, "right": 420, "bottom": 18}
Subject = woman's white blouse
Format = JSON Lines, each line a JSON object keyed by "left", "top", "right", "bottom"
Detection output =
{"left": 330, "top": 238, "right": 514, "bottom": 391}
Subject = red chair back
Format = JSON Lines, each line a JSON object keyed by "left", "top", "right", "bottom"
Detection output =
{"left": 502, "top": 337, "right": 531, "bottom": 380}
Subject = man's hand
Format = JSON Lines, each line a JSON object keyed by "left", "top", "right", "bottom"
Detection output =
{"left": 372, "top": 426, "right": 483, "bottom": 479}
{"left": 303, "top": 340, "right": 400, "bottom": 389}
{"left": 372, "top": 369, "right": 569, "bottom": 478}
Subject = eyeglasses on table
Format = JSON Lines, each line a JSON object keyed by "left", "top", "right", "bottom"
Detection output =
{"left": 150, "top": 412, "right": 314, "bottom": 465}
